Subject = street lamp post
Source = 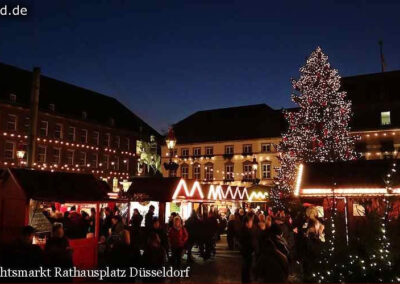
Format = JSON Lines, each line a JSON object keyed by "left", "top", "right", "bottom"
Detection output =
{"left": 164, "top": 127, "right": 179, "bottom": 177}
{"left": 251, "top": 156, "right": 260, "bottom": 185}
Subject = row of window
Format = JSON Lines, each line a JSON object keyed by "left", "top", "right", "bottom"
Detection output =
{"left": 3, "top": 141, "right": 129, "bottom": 170}
{"left": 177, "top": 162, "right": 271, "bottom": 181}
{"left": 174, "top": 143, "right": 274, "bottom": 157}
{"left": 5, "top": 114, "right": 131, "bottom": 150}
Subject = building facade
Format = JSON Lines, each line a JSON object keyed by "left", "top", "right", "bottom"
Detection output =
{"left": 161, "top": 104, "right": 284, "bottom": 187}
{"left": 162, "top": 70, "right": 400, "bottom": 186}
{"left": 0, "top": 63, "right": 160, "bottom": 182}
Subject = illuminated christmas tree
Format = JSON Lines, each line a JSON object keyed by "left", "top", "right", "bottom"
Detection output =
{"left": 276, "top": 47, "right": 358, "bottom": 199}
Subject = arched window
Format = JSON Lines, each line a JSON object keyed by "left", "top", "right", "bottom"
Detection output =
{"left": 193, "top": 163, "right": 201, "bottom": 180}
{"left": 181, "top": 163, "right": 189, "bottom": 179}
{"left": 204, "top": 162, "right": 214, "bottom": 181}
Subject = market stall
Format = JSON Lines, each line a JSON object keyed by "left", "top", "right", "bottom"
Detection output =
{"left": 294, "top": 159, "right": 400, "bottom": 225}
{"left": 0, "top": 168, "right": 114, "bottom": 269}
{"left": 127, "top": 177, "right": 269, "bottom": 222}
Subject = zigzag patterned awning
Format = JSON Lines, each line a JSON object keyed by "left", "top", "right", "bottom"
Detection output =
{"left": 172, "top": 179, "right": 269, "bottom": 202}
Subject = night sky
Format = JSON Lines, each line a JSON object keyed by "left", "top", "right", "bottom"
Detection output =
{"left": 1, "top": 0, "right": 399, "bottom": 133}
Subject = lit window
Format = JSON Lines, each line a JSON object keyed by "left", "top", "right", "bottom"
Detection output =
{"left": 181, "top": 148, "right": 189, "bottom": 157}
{"left": 225, "top": 145, "right": 234, "bottom": 155}
{"left": 181, "top": 164, "right": 189, "bottom": 179}
{"left": 205, "top": 147, "right": 214, "bottom": 155}
{"left": 225, "top": 164, "right": 234, "bottom": 181}
{"left": 243, "top": 144, "right": 252, "bottom": 154}
{"left": 204, "top": 163, "right": 213, "bottom": 181}
{"left": 243, "top": 163, "right": 252, "bottom": 180}
{"left": 193, "top": 147, "right": 201, "bottom": 157}
{"left": 381, "top": 111, "right": 391, "bottom": 126}
{"left": 262, "top": 163, "right": 271, "bottom": 179}
{"left": 193, "top": 164, "right": 201, "bottom": 179}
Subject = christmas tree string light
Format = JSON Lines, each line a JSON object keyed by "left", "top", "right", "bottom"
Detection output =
{"left": 274, "top": 47, "right": 358, "bottom": 205}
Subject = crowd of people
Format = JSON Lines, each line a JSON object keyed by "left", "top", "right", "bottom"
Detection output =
{"left": 0, "top": 203, "right": 326, "bottom": 283}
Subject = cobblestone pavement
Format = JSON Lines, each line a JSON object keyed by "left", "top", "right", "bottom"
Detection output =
{"left": 181, "top": 236, "right": 242, "bottom": 283}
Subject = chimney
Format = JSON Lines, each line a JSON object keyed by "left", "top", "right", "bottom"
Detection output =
{"left": 27, "top": 67, "right": 40, "bottom": 168}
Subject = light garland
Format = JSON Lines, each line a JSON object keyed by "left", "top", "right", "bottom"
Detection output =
{"left": 2, "top": 131, "right": 136, "bottom": 156}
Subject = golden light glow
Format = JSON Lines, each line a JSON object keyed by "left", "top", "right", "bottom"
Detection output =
{"left": 172, "top": 179, "right": 204, "bottom": 200}
{"left": 248, "top": 191, "right": 269, "bottom": 202}
{"left": 294, "top": 164, "right": 304, "bottom": 196}
{"left": 301, "top": 187, "right": 397, "bottom": 196}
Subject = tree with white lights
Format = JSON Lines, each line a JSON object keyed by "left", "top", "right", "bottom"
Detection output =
{"left": 275, "top": 46, "right": 358, "bottom": 200}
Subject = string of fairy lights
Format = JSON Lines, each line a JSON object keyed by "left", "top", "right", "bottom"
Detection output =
{"left": 1, "top": 131, "right": 134, "bottom": 180}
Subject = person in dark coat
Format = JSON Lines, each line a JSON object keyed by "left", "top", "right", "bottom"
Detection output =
{"left": 130, "top": 208, "right": 143, "bottom": 231}
{"left": 240, "top": 215, "right": 257, "bottom": 283}
{"left": 145, "top": 205, "right": 155, "bottom": 229}
{"left": 45, "top": 223, "right": 73, "bottom": 282}
{"left": 204, "top": 211, "right": 219, "bottom": 259}
{"left": 142, "top": 232, "right": 168, "bottom": 283}
{"left": 101, "top": 207, "right": 112, "bottom": 237}
{"left": 227, "top": 214, "right": 236, "bottom": 250}
{"left": 303, "top": 219, "right": 323, "bottom": 281}
{"left": 254, "top": 238, "right": 289, "bottom": 283}
{"left": 270, "top": 223, "right": 290, "bottom": 259}
{"left": 149, "top": 217, "right": 169, "bottom": 254}
{"left": 185, "top": 210, "right": 201, "bottom": 262}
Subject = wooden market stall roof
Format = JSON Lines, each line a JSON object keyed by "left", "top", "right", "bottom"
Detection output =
{"left": 0, "top": 168, "right": 111, "bottom": 202}
{"left": 295, "top": 159, "right": 400, "bottom": 197}
{"left": 127, "top": 177, "right": 183, "bottom": 202}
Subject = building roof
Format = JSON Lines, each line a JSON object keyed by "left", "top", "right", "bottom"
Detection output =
{"left": 173, "top": 104, "right": 285, "bottom": 144}
{"left": 169, "top": 70, "right": 400, "bottom": 145}
{"left": 1, "top": 168, "right": 111, "bottom": 202}
{"left": 341, "top": 70, "right": 400, "bottom": 131}
{"left": 299, "top": 159, "right": 400, "bottom": 189}
{"left": 0, "top": 62, "right": 159, "bottom": 139}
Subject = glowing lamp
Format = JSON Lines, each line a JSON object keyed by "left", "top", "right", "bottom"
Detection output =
{"left": 165, "top": 127, "right": 177, "bottom": 150}
{"left": 16, "top": 150, "right": 26, "bottom": 159}
{"left": 251, "top": 156, "right": 258, "bottom": 171}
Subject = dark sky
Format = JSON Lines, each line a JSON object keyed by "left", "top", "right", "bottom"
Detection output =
{"left": 1, "top": 0, "right": 399, "bottom": 133}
